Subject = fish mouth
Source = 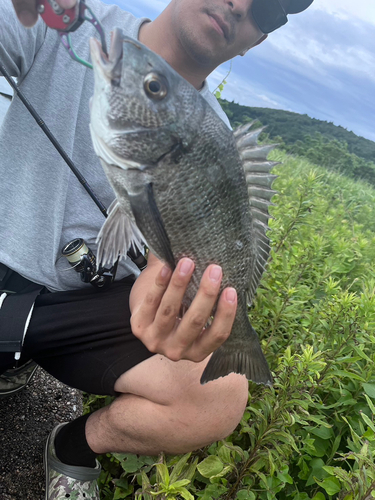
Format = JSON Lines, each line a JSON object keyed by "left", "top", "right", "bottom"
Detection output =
{"left": 90, "top": 28, "right": 124, "bottom": 81}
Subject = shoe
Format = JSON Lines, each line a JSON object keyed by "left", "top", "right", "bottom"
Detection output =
{"left": 44, "top": 423, "right": 101, "bottom": 499}
{"left": 0, "top": 359, "right": 39, "bottom": 399}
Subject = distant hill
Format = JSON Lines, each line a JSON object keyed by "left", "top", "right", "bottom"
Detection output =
{"left": 219, "top": 99, "right": 375, "bottom": 164}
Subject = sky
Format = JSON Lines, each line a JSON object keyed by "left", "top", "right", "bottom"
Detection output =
{"left": 1, "top": 0, "right": 374, "bottom": 142}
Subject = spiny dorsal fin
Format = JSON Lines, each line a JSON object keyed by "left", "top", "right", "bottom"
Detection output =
{"left": 235, "top": 123, "right": 278, "bottom": 305}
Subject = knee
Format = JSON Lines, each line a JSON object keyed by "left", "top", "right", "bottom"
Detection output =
{"left": 194, "top": 373, "right": 249, "bottom": 444}
{"left": 159, "top": 372, "right": 249, "bottom": 454}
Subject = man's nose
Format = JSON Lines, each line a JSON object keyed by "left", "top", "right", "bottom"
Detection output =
{"left": 225, "top": 0, "right": 252, "bottom": 20}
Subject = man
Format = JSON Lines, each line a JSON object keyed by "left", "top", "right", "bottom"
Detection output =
{"left": 0, "top": 0, "right": 313, "bottom": 498}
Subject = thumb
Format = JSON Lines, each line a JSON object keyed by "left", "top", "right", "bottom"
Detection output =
{"left": 11, "top": 0, "right": 38, "bottom": 27}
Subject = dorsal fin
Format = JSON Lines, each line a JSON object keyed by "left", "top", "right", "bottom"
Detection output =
{"left": 235, "top": 122, "right": 279, "bottom": 304}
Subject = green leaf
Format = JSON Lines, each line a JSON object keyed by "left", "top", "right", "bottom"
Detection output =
{"left": 197, "top": 456, "right": 224, "bottom": 478}
{"left": 277, "top": 470, "right": 293, "bottom": 484}
{"left": 169, "top": 453, "right": 191, "bottom": 483}
{"left": 155, "top": 463, "right": 169, "bottom": 487}
{"left": 316, "top": 476, "right": 341, "bottom": 495}
{"left": 305, "top": 458, "right": 330, "bottom": 486}
{"left": 360, "top": 411, "right": 375, "bottom": 433}
{"left": 312, "top": 436, "right": 331, "bottom": 457}
{"left": 114, "top": 486, "right": 132, "bottom": 499}
{"left": 329, "top": 369, "right": 366, "bottom": 382}
{"left": 236, "top": 490, "right": 256, "bottom": 500}
{"left": 209, "top": 465, "right": 233, "bottom": 482}
{"left": 311, "top": 494, "right": 326, "bottom": 500}
{"left": 307, "top": 426, "right": 334, "bottom": 440}
{"left": 179, "top": 487, "right": 194, "bottom": 500}
{"left": 115, "top": 477, "right": 131, "bottom": 490}
{"left": 170, "top": 479, "right": 191, "bottom": 489}
{"left": 218, "top": 444, "right": 232, "bottom": 463}
{"left": 364, "top": 394, "right": 375, "bottom": 414}
{"left": 196, "top": 483, "right": 227, "bottom": 499}
{"left": 353, "top": 345, "right": 372, "bottom": 363}
{"left": 112, "top": 453, "right": 154, "bottom": 475}
{"left": 363, "top": 383, "right": 375, "bottom": 399}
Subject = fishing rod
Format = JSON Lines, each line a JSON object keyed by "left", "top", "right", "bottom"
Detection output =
{"left": 0, "top": 60, "right": 108, "bottom": 217}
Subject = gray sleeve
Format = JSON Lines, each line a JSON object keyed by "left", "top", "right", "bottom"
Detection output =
{"left": 0, "top": 0, "right": 47, "bottom": 79}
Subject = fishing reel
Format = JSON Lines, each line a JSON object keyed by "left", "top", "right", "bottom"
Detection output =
{"left": 61, "top": 238, "right": 117, "bottom": 290}
{"left": 62, "top": 238, "right": 148, "bottom": 290}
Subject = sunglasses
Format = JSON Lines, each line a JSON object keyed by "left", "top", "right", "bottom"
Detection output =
{"left": 251, "top": 0, "right": 288, "bottom": 34}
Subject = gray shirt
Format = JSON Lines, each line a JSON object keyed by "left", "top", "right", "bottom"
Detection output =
{"left": 0, "top": 0, "right": 230, "bottom": 292}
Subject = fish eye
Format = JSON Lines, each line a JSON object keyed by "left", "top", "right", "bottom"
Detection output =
{"left": 144, "top": 73, "right": 168, "bottom": 100}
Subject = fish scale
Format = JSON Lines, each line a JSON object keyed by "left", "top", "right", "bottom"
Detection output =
{"left": 89, "top": 30, "right": 276, "bottom": 385}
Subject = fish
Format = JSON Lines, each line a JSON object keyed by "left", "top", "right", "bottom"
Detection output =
{"left": 89, "top": 29, "right": 277, "bottom": 385}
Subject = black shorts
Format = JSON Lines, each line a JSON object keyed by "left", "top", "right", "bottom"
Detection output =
{"left": 0, "top": 268, "right": 153, "bottom": 396}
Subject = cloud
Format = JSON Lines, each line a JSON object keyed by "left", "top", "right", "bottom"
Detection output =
{"left": 310, "top": 0, "right": 375, "bottom": 25}
{"left": 260, "top": 9, "right": 375, "bottom": 85}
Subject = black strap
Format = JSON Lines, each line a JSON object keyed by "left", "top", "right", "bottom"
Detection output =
{"left": 0, "top": 264, "right": 47, "bottom": 353}
{"left": 0, "top": 285, "right": 45, "bottom": 352}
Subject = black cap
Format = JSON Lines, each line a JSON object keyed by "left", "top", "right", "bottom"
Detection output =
{"left": 280, "top": 0, "right": 314, "bottom": 15}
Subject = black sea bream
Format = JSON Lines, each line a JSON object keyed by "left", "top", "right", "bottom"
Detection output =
{"left": 89, "top": 29, "right": 276, "bottom": 385}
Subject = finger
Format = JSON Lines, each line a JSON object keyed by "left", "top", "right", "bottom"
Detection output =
{"left": 12, "top": 0, "right": 38, "bottom": 27}
{"left": 161, "top": 264, "right": 223, "bottom": 361}
{"left": 187, "top": 287, "right": 237, "bottom": 362}
{"left": 131, "top": 264, "right": 172, "bottom": 336}
{"left": 151, "top": 258, "right": 195, "bottom": 340}
{"left": 12, "top": 0, "right": 77, "bottom": 27}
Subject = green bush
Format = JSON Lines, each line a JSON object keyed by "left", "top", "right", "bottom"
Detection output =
{"left": 86, "top": 151, "right": 375, "bottom": 499}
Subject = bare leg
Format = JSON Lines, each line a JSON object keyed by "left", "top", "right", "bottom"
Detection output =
{"left": 85, "top": 354, "right": 248, "bottom": 455}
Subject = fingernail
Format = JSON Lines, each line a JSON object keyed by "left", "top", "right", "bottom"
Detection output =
{"left": 19, "top": 10, "right": 37, "bottom": 27}
{"left": 209, "top": 265, "right": 222, "bottom": 282}
{"left": 58, "top": 0, "right": 76, "bottom": 8}
{"left": 225, "top": 288, "right": 237, "bottom": 303}
{"left": 160, "top": 265, "right": 171, "bottom": 279}
{"left": 179, "top": 258, "right": 193, "bottom": 276}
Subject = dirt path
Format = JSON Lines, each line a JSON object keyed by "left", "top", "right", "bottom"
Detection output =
{"left": 0, "top": 367, "right": 83, "bottom": 500}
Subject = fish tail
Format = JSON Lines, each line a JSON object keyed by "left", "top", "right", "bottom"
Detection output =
{"left": 200, "top": 325, "right": 273, "bottom": 386}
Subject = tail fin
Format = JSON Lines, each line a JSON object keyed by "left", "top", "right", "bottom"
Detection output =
{"left": 200, "top": 326, "right": 273, "bottom": 386}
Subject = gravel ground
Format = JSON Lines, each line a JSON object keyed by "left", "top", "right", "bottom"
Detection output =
{"left": 0, "top": 367, "right": 83, "bottom": 500}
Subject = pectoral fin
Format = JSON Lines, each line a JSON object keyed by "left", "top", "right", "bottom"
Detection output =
{"left": 97, "top": 200, "right": 145, "bottom": 266}
{"left": 128, "top": 183, "right": 175, "bottom": 270}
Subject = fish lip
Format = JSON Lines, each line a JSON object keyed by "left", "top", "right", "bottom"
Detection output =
{"left": 90, "top": 28, "right": 124, "bottom": 78}
{"left": 208, "top": 12, "right": 230, "bottom": 40}
{"left": 109, "top": 28, "right": 124, "bottom": 61}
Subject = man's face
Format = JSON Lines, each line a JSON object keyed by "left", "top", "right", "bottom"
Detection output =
{"left": 170, "top": 0, "right": 266, "bottom": 68}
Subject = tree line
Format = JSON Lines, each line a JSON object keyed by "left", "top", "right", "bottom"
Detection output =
{"left": 219, "top": 99, "right": 375, "bottom": 187}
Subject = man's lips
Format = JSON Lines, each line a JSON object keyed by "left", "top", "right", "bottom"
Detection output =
{"left": 208, "top": 13, "right": 230, "bottom": 40}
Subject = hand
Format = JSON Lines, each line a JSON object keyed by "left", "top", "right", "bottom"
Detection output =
{"left": 11, "top": 0, "right": 77, "bottom": 27}
{"left": 130, "top": 254, "right": 238, "bottom": 363}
